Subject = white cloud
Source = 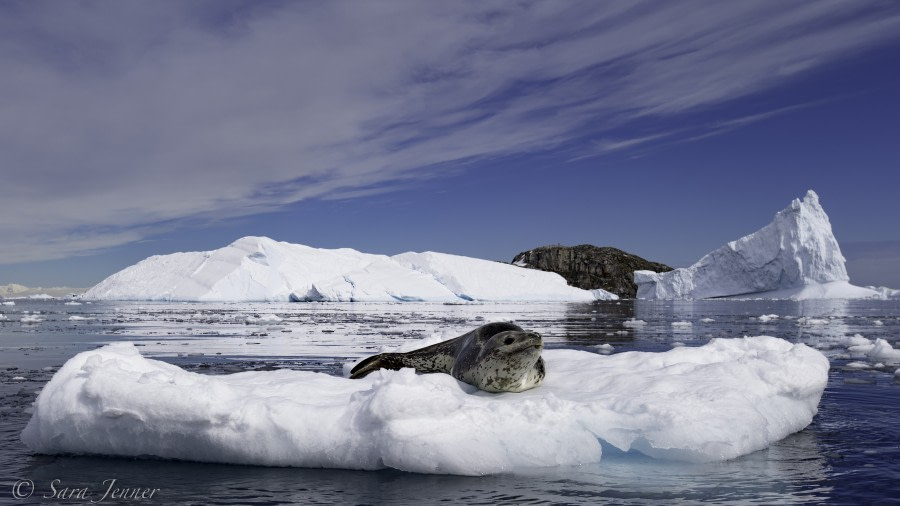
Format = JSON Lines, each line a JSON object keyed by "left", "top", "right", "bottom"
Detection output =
{"left": 2, "top": 0, "right": 899, "bottom": 263}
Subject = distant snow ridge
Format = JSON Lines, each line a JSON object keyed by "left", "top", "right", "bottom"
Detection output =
{"left": 635, "top": 190, "right": 881, "bottom": 300}
{"left": 83, "top": 236, "right": 617, "bottom": 302}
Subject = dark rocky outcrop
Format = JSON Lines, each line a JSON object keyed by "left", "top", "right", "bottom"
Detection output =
{"left": 511, "top": 245, "right": 672, "bottom": 298}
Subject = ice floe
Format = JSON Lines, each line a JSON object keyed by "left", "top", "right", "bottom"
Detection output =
{"left": 23, "top": 336, "right": 828, "bottom": 475}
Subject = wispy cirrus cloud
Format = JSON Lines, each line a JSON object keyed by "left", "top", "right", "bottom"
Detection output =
{"left": 2, "top": 0, "right": 899, "bottom": 263}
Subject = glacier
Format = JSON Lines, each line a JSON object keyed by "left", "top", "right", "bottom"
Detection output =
{"left": 635, "top": 190, "right": 882, "bottom": 300}
{"left": 82, "top": 236, "right": 617, "bottom": 302}
{"left": 22, "top": 336, "right": 828, "bottom": 475}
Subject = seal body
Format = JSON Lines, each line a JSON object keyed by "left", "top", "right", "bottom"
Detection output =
{"left": 349, "top": 322, "right": 545, "bottom": 393}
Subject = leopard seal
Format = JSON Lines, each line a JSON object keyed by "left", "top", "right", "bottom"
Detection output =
{"left": 349, "top": 322, "right": 545, "bottom": 393}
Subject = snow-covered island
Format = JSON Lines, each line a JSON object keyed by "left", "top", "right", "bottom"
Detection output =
{"left": 82, "top": 237, "right": 618, "bottom": 302}
{"left": 635, "top": 190, "right": 892, "bottom": 300}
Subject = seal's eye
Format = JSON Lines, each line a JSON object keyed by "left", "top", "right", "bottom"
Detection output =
{"left": 503, "top": 336, "right": 515, "bottom": 345}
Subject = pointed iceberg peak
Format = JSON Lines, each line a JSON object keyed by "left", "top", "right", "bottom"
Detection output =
{"left": 635, "top": 190, "right": 877, "bottom": 300}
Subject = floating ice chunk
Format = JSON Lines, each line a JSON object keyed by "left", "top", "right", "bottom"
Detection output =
{"left": 0, "top": 314, "right": 7, "bottom": 321}
{"left": 622, "top": 318, "right": 647, "bottom": 327}
{"left": 845, "top": 361, "right": 871, "bottom": 369}
{"left": 874, "top": 320, "right": 884, "bottom": 326}
{"left": 22, "top": 337, "right": 828, "bottom": 475}
{"left": 594, "top": 344, "right": 615, "bottom": 354}
{"left": 700, "top": 318, "right": 716, "bottom": 323}
{"left": 758, "top": 314, "right": 779, "bottom": 322}
{"left": 866, "top": 339, "right": 900, "bottom": 365}
{"left": 64, "top": 301, "right": 82, "bottom": 306}
{"left": 671, "top": 321, "right": 693, "bottom": 328}
{"left": 20, "top": 315, "right": 42, "bottom": 324}
{"left": 797, "top": 317, "right": 829, "bottom": 325}
{"left": 68, "top": 316, "right": 88, "bottom": 321}
{"left": 245, "top": 314, "right": 283, "bottom": 324}
{"left": 843, "top": 334, "right": 900, "bottom": 365}
{"left": 2, "top": 301, "right": 15, "bottom": 306}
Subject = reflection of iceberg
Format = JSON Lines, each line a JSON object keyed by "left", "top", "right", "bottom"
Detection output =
{"left": 635, "top": 191, "right": 881, "bottom": 300}
{"left": 23, "top": 337, "right": 827, "bottom": 475}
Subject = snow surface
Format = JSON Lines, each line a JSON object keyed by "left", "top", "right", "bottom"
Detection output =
{"left": 82, "top": 236, "right": 616, "bottom": 302}
{"left": 635, "top": 190, "right": 882, "bottom": 300}
{"left": 22, "top": 336, "right": 827, "bottom": 475}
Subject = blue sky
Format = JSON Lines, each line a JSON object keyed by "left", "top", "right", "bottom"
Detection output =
{"left": 2, "top": 1, "right": 900, "bottom": 288}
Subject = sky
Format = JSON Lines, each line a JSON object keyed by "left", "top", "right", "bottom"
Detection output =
{"left": 2, "top": 0, "right": 900, "bottom": 289}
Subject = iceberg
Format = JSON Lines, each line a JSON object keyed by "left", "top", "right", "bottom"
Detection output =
{"left": 83, "top": 236, "right": 616, "bottom": 302}
{"left": 22, "top": 336, "right": 828, "bottom": 475}
{"left": 635, "top": 190, "right": 881, "bottom": 300}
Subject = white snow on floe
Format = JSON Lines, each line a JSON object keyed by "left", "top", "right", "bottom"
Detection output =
{"left": 758, "top": 314, "right": 779, "bottom": 322}
{"left": 20, "top": 314, "right": 42, "bottom": 324}
{"left": 22, "top": 336, "right": 828, "bottom": 475}
{"left": 1, "top": 301, "right": 15, "bottom": 306}
{"left": 622, "top": 318, "right": 647, "bottom": 327}
{"left": 82, "top": 236, "right": 616, "bottom": 303}
{"left": 635, "top": 191, "right": 884, "bottom": 300}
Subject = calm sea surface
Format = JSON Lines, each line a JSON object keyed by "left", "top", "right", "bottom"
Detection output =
{"left": 1, "top": 299, "right": 898, "bottom": 505}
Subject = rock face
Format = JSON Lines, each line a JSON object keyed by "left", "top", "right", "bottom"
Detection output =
{"left": 511, "top": 245, "right": 672, "bottom": 298}
{"left": 634, "top": 190, "right": 868, "bottom": 300}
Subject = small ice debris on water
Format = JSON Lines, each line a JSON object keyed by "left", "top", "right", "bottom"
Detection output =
{"left": 873, "top": 320, "right": 884, "bottom": 326}
{"left": 672, "top": 342, "right": 686, "bottom": 347}
{"left": 245, "top": 314, "right": 283, "bottom": 324}
{"left": 12, "top": 376, "right": 26, "bottom": 381}
{"left": 844, "top": 334, "right": 900, "bottom": 365}
{"left": 845, "top": 361, "right": 871, "bottom": 369}
{"left": 622, "top": 318, "right": 646, "bottom": 327}
{"left": 758, "top": 314, "right": 779, "bottom": 322}
{"left": 797, "top": 317, "right": 829, "bottom": 325}
{"left": 64, "top": 301, "right": 82, "bottom": 306}
{"left": 594, "top": 343, "right": 614, "bottom": 354}
{"left": 671, "top": 321, "right": 693, "bottom": 328}
{"left": 68, "top": 316, "right": 88, "bottom": 321}
{"left": 700, "top": 318, "right": 715, "bottom": 323}
{"left": 1, "top": 301, "right": 14, "bottom": 306}
{"left": 20, "top": 315, "right": 42, "bottom": 324}
{"left": 0, "top": 314, "right": 7, "bottom": 321}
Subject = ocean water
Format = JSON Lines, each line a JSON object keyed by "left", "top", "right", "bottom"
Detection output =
{"left": 1, "top": 298, "right": 898, "bottom": 505}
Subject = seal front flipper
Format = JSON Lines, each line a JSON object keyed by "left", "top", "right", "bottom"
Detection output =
{"left": 349, "top": 353, "right": 408, "bottom": 379}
